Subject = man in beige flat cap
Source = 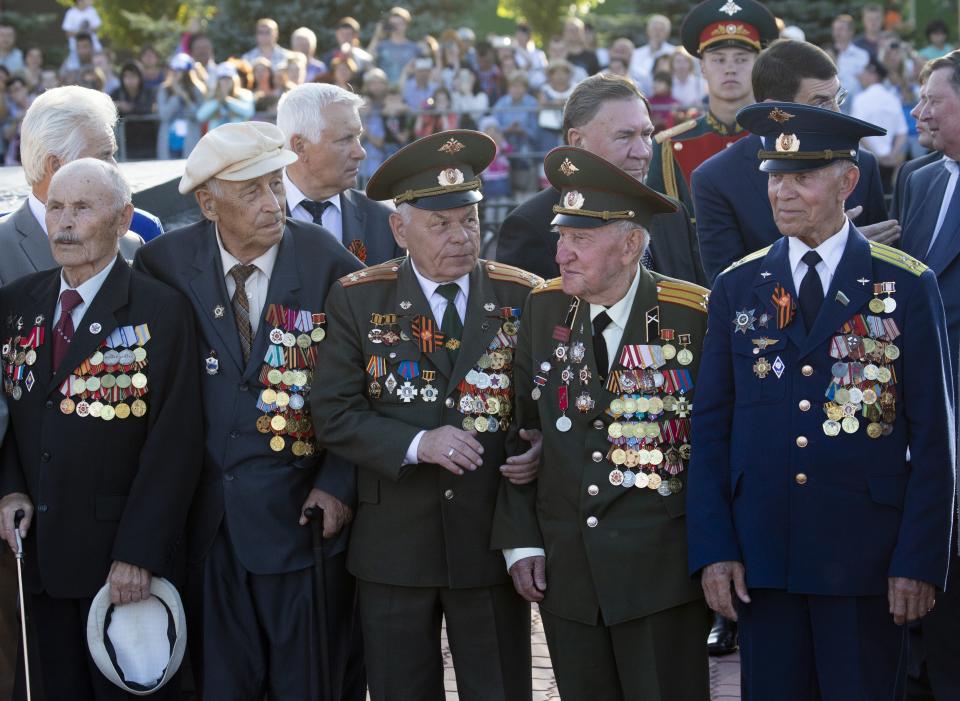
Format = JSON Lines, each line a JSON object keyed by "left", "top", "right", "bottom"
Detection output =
{"left": 134, "top": 121, "right": 366, "bottom": 700}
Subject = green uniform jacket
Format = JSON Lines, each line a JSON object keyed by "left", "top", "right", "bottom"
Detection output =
{"left": 312, "top": 257, "right": 542, "bottom": 589}
{"left": 492, "top": 269, "right": 709, "bottom": 625}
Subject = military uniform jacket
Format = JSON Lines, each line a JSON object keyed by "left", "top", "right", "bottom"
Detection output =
{"left": 0, "top": 257, "right": 203, "bottom": 598}
{"left": 134, "top": 219, "right": 362, "bottom": 573}
{"left": 311, "top": 258, "right": 542, "bottom": 588}
{"left": 687, "top": 229, "right": 956, "bottom": 594}
{"left": 492, "top": 269, "right": 709, "bottom": 626}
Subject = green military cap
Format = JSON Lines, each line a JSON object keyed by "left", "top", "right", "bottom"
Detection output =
{"left": 545, "top": 146, "right": 678, "bottom": 229}
{"left": 366, "top": 129, "right": 496, "bottom": 211}
{"left": 680, "top": 0, "right": 779, "bottom": 58}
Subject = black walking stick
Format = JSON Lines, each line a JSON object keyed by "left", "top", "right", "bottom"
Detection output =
{"left": 14, "top": 509, "right": 32, "bottom": 701}
{"left": 304, "top": 506, "right": 336, "bottom": 700}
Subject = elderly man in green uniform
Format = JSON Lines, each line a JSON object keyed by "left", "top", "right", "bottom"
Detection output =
{"left": 647, "top": 0, "right": 779, "bottom": 217}
{"left": 311, "top": 129, "right": 543, "bottom": 701}
{"left": 492, "top": 146, "right": 712, "bottom": 701}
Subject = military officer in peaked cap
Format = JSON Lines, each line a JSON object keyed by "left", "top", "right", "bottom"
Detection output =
{"left": 311, "top": 129, "right": 543, "bottom": 701}
{"left": 687, "top": 103, "right": 956, "bottom": 699}
{"left": 647, "top": 0, "right": 779, "bottom": 217}
{"left": 492, "top": 146, "right": 712, "bottom": 701}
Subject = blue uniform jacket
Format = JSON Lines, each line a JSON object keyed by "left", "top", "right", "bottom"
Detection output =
{"left": 687, "top": 228, "right": 956, "bottom": 594}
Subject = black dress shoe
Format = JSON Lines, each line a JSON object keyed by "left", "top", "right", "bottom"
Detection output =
{"left": 707, "top": 613, "right": 738, "bottom": 656}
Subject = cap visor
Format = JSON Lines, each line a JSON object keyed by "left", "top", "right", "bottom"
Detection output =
{"left": 550, "top": 212, "right": 611, "bottom": 229}
{"left": 759, "top": 158, "right": 856, "bottom": 173}
{"left": 409, "top": 189, "right": 484, "bottom": 211}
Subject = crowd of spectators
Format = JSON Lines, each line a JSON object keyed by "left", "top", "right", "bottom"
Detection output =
{"left": 0, "top": 4, "right": 952, "bottom": 196}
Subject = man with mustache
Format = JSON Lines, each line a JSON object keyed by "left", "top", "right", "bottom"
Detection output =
{"left": 134, "top": 122, "right": 364, "bottom": 699}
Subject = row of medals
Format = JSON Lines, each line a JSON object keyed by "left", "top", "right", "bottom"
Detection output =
{"left": 2, "top": 336, "right": 38, "bottom": 401}
{"left": 823, "top": 333, "right": 898, "bottom": 439}
{"left": 62, "top": 347, "right": 149, "bottom": 419}
{"left": 460, "top": 345, "right": 514, "bottom": 432}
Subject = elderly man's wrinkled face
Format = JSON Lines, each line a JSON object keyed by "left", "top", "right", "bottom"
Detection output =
{"left": 391, "top": 203, "right": 480, "bottom": 282}
{"left": 555, "top": 222, "right": 643, "bottom": 302}
{"left": 918, "top": 67, "right": 960, "bottom": 157}
{"left": 768, "top": 162, "right": 859, "bottom": 240}
{"left": 293, "top": 102, "right": 365, "bottom": 195}
{"left": 198, "top": 170, "right": 285, "bottom": 252}
{"left": 46, "top": 166, "right": 130, "bottom": 273}
{"left": 568, "top": 98, "right": 655, "bottom": 182}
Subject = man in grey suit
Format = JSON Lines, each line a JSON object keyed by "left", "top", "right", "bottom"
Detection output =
{"left": 277, "top": 82, "right": 404, "bottom": 266}
{"left": 134, "top": 122, "right": 364, "bottom": 700}
{"left": 0, "top": 86, "right": 143, "bottom": 287}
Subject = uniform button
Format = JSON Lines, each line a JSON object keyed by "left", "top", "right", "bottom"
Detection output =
{"left": 799, "top": 400, "right": 811, "bottom": 412}
{"left": 591, "top": 451, "right": 603, "bottom": 462}
{"left": 45, "top": 400, "right": 53, "bottom": 409}
{"left": 586, "top": 516, "right": 599, "bottom": 528}
{"left": 444, "top": 489, "right": 454, "bottom": 500}
{"left": 229, "top": 431, "right": 240, "bottom": 439}
{"left": 796, "top": 436, "right": 808, "bottom": 448}
{"left": 40, "top": 451, "right": 51, "bottom": 463}
{"left": 445, "top": 398, "right": 455, "bottom": 409}
{"left": 37, "top": 504, "right": 48, "bottom": 513}
{"left": 224, "top": 474, "right": 235, "bottom": 482}
{"left": 587, "top": 484, "right": 599, "bottom": 496}
{"left": 389, "top": 352, "right": 397, "bottom": 359}
{"left": 593, "top": 420, "right": 604, "bottom": 430}
{"left": 239, "top": 383, "right": 249, "bottom": 392}
{"left": 795, "top": 473, "right": 808, "bottom": 486}
{"left": 801, "top": 365, "right": 814, "bottom": 377}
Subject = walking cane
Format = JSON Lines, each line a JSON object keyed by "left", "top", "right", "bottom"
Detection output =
{"left": 304, "top": 506, "right": 336, "bottom": 700}
{"left": 13, "top": 509, "right": 31, "bottom": 701}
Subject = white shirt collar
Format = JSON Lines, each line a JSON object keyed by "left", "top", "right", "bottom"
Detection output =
{"left": 27, "top": 192, "right": 47, "bottom": 235}
{"left": 944, "top": 157, "right": 958, "bottom": 176}
{"left": 410, "top": 258, "right": 470, "bottom": 303}
{"left": 216, "top": 226, "right": 280, "bottom": 281}
{"left": 283, "top": 169, "right": 342, "bottom": 214}
{"left": 788, "top": 218, "right": 850, "bottom": 282}
{"left": 58, "top": 255, "right": 117, "bottom": 304}
{"left": 590, "top": 264, "right": 643, "bottom": 330}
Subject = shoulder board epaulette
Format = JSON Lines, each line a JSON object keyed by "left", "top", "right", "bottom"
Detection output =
{"left": 721, "top": 245, "right": 772, "bottom": 275}
{"left": 654, "top": 118, "right": 698, "bottom": 145}
{"left": 868, "top": 242, "right": 928, "bottom": 276}
{"left": 339, "top": 259, "right": 402, "bottom": 287}
{"left": 484, "top": 261, "right": 543, "bottom": 288}
{"left": 532, "top": 277, "right": 565, "bottom": 294}
{"left": 657, "top": 279, "right": 709, "bottom": 313}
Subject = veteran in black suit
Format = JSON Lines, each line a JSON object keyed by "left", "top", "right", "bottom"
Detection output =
{"left": 496, "top": 74, "right": 707, "bottom": 287}
{"left": 134, "top": 122, "right": 365, "bottom": 700}
{"left": 278, "top": 83, "right": 404, "bottom": 266}
{"left": 0, "top": 159, "right": 202, "bottom": 700}
{"left": 311, "top": 130, "right": 541, "bottom": 701}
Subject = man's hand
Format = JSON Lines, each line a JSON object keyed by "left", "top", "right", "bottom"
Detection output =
{"left": 500, "top": 428, "right": 542, "bottom": 485}
{"left": 418, "top": 426, "right": 484, "bottom": 475}
{"left": 108, "top": 561, "right": 152, "bottom": 605}
{"left": 299, "top": 488, "right": 353, "bottom": 538}
{"left": 509, "top": 555, "right": 547, "bottom": 602}
{"left": 846, "top": 206, "right": 901, "bottom": 245}
{"left": 0, "top": 493, "right": 33, "bottom": 554}
{"left": 701, "top": 561, "right": 751, "bottom": 621}
{"left": 888, "top": 577, "right": 935, "bottom": 625}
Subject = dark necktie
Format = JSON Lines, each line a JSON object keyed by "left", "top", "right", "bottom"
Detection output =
{"left": 300, "top": 199, "right": 332, "bottom": 226}
{"left": 52, "top": 289, "right": 83, "bottom": 372}
{"left": 229, "top": 264, "right": 258, "bottom": 363}
{"left": 437, "top": 283, "right": 462, "bottom": 363}
{"left": 798, "top": 250, "right": 823, "bottom": 332}
{"left": 593, "top": 310, "right": 612, "bottom": 380}
{"left": 641, "top": 247, "right": 655, "bottom": 272}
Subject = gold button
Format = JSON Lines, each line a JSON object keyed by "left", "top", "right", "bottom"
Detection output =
{"left": 586, "top": 516, "right": 599, "bottom": 528}
{"left": 587, "top": 484, "right": 599, "bottom": 496}
{"left": 799, "top": 400, "right": 811, "bottom": 412}
{"left": 591, "top": 451, "right": 603, "bottom": 462}
{"left": 444, "top": 489, "right": 454, "bottom": 500}
{"left": 795, "top": 473, "right": 808, "bottom": 485}
{"left": 796, "top": 436, "right": 808, "bottom": 448}
{"left": 801, "top": 365, "right": 814, "bottom": 377}
{"left": 593, "top": 419, "right": 604, "bottom": 430}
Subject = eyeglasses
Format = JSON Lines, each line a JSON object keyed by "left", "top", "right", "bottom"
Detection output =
{"left": 809, "top": 86, "right": 848, "bottom": 110}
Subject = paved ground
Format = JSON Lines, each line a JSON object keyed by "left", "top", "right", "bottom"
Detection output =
{"left": 437, "top": 606, "right": 742, "bottom": 700}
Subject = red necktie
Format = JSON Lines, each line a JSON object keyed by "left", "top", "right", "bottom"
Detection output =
{"left": 52, "top": 289, "right": 83, "bottom": 371}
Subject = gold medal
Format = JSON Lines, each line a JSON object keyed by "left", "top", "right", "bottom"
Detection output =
{"left": 486, "top": 397, "right": 501, "bottom": 415}
{"left": 612, "top": 449, "right": 628, "bottom": 465}
{"left": 502, "top": 321, "right": 518, "bottom": 336}
{"left": 462, "top": 416, "right": 476, "bottom": 431}
{"left": 269, "top": 435, "right": 285, "bottom": 452}
{"left": 835, "top": 388, "right": 850, "bottom": 405}
{"left": 296, "top": 334, "right": 312, "bottom": 349}
{"left": 267, "top": 369, "right": 283, "bottom": 385}
{"left": 270, "top": 415, "right": 287, "bottom": 432}
{"left": 256, "top": 415, "right": 272, "bottom": 433}
{"left": 868, "top": 298, "right": 885, "bottom": 313}
{"left": 115, "top": 403, "right": 131, "bottom": 419}
{"left": 101, "top": 405, "right": 116, "bottom": 421}
{"left": 282, "top": 370, "right": 296, "bottom": 386}
{"left": 825, "top": 403, "right": 844, "bottom": 421}
{"left": 877, "top": 367, "right": 893, "bottom": 383}
{"left": 608, "top": 422, "right": 623, "bottom": 439}
{"left": 291, "top": 440, "right": 307, "bottom": 456}
{"left": 631, "top": 397, "right": 647, "bottom": 414}
{"left": 261, "top": 388, "right": 278, "bottom": 405}
{"left": 866, "top": 422, "right": 883, "bottom": 438}
{"left": 311, "top": 327, "right": 326, "bottom": 343}
{"left": 884, "top": 344, "right": 900, "bottom": 361}
{"left": 624, "top": 450, "right": 640, "bottom": 468}
{"left": 647, "top": 473, "right": 662, "bottom": 490}
{"left": 647, "top": 397, "right": 664, "bottom": 415}
{"left": 474, "top": 416, "right": 489, "bottom": 432}
{"left": 275, "top": 391, "right": 290, "bottom": 408}
{"left": 131, "top": 399, "right": 147, "bottom": 417}
{"left": 862, "top": 389, "right": 878, "bottom": 405}
{"left": 282, "top": 332, "right": 296, "bottom": 348}
{"left": 60, "top": 398, "right": 75, "bottom": 415}
{"left": 661, "top": 344, "right": 677, "bottom": 360}
{"left": 609, "top": 398, "right": 624, "bottom": 415}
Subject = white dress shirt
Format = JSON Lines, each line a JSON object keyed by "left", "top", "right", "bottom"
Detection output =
{"left": 929, "top": 158, "right": 959, "bottom": 254}
{"left": 628, "top": 41, "right": 675, "bottom": 96}
{"left": 53, "top": 256, "right": 117, "bottom": 328}
{"left": 850, "top": 83, "right": 908, "bottom": 157}
{"left": 217, "top": 228, "right": 280, "bottom": 336}
{"left": 28, "top": 192, "right": 47, "bottom": 235}
{"left": 283, "top": 170, "right": 343, "bottom": 243}
{"left": 503, "top": 266, "right": 644, "bottom": 571}
{"left": 402, "top": 260, "right": 471, "bottom": 465}
{"left": 788, "top": 218, "right": 850, "bottom": 296}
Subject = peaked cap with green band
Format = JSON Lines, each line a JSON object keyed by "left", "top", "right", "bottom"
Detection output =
{"left": 545, "top": 146, "right": 678, "bottom": 229}
{"left": 365, "top": 129, "right": 496, "bottom": 210}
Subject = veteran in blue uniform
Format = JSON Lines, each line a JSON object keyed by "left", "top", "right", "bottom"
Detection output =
{"left": 687, "top": 103, "right": 956, "bottom": 699}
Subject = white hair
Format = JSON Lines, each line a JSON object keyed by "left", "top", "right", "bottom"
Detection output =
{"left": 51, "top": 157, "right": 131, "bottom": 211}
{"left": 291, "top": 27, "right": 317, "bottom": 53}
{"left": 276, "top": 83, "right": 364, "bottom": 144}
{"left": 21, "top": 86, "right": 118, "bottom": 187}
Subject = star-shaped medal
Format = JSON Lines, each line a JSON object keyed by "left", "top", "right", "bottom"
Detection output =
{"left": 733, "top": 309, "right": 757, "bottom": 334}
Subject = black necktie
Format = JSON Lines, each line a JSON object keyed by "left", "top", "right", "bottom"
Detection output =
{"left": 798, "top": 250, "right": 823, "bottom": 331}
{"left": 300, "top": 199, "right": 332, "bottom": 225}
{"left": 593, "top": 310, "right": 612, "bottom": 380}
{"left": 437, "top": 283, "right": 462, "bottom": 363}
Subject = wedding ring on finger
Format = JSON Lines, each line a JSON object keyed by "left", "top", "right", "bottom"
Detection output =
{"left": 447, "top": 448, "right": 455, "bottom": 458}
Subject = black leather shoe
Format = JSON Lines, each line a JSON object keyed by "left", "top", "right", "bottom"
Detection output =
{"left": 707, "top": 613, "right": 738, "bottom": 656}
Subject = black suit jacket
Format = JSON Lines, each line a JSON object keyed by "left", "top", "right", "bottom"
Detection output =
{"left": 0, "top": 257, "right": 202, "bottom": 597}
{"left": 494, "top": 187, "right": 708, "bottom": 285}
{"left": 134, "top": 219, "right": 363, "bottom": 573}
{"left": 890, "top": 151, "right": 942, "bottom": 221}
{"left": 341, "top": 188, "right": 405, "bottom": 265}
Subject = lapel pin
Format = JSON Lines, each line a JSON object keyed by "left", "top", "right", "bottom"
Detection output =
{"left": 835, "top": 291, "right": 850, "bottom": 306}
{"left": 400, "top": 300, "right": 412, "bottom": 310}
{"left": 214, "top": 304, "right": 225, "bottom": 319}
{"left": 760, "top": 271, "right": 772, "bottom": 278}
{"left": 89, "top": 322, "right": 102, "bottom": 334}
{"left": 34, "top": 315, "right": 44, "bottom": 325}
{"left": 481, "top": 321, "right": 490, "bottom": 330}
{"left": 857, "top": 277, "right": 870, "bottom": 286}
{"left": 484, "top": 302, "right": 495, "bottom": 312}
{"left": 205, "top": 350, "right": 219, "bottom": 375}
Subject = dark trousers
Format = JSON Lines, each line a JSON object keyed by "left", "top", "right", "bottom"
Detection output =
{"left": 188, "top": 526, "right": 364, "bottom": 701}
{"left": 739, "top": 589, "right": 909, "bottom": 701}
{"left": 13, "top": 592, "right": 181, "bottom": 701}
{"left": 358, "top": 579, "right": 531, "bottom": 701}
{"left": 540, "top": 599, "right": 711, "bottom": 701}
{"left": 907, "top": 551, "right": 960, "bottom": 700}
{"left": 0, "top": 554, "right": 17, "bottom": 700}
